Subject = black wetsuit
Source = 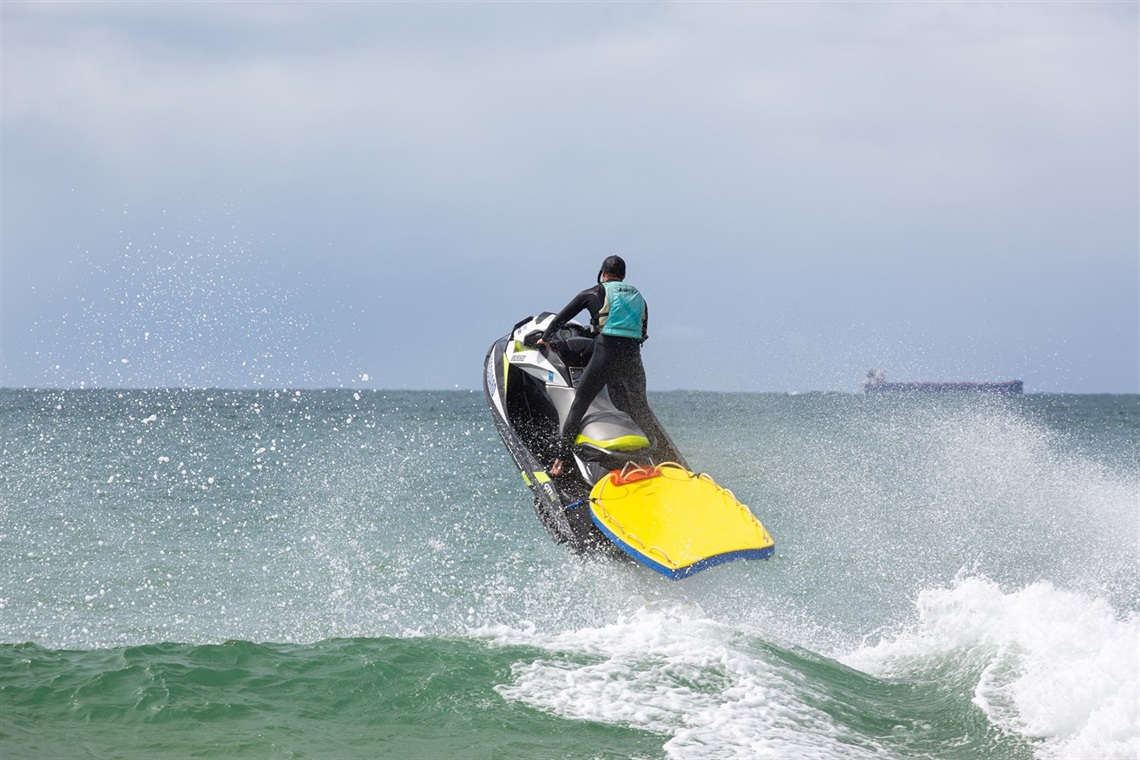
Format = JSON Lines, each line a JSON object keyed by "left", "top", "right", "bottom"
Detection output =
{"left": 542, "top": 282, "right": 654, "bottom": 457}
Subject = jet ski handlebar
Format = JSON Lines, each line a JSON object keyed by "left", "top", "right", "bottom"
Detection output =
{"left": 532, "top": 334, "right": 568, "bottom": 357}
{"left": 523, "top": 321, "right": 594, "bottom": 361}
{"left": 523, "top": 331, "right": 547, "bottom": 350}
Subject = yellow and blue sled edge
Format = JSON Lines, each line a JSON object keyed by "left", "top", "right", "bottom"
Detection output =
{"left": 589, "top": 516, "right": 775, "bottom": 580}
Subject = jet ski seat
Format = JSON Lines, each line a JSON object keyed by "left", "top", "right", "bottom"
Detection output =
{"left": 575, "top": 399, "right": 650, "bottom": 452}
{"left": 546, "top": 384, "right": 651, "bottom": 454}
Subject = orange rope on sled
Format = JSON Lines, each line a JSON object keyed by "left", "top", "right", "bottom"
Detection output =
{"left": 608, "top": 461, "right": 662, "bottom": 486}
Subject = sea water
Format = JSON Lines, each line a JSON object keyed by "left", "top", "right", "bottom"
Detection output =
{"left": 1, "top": 389, "right": 1136, "bottom": 759}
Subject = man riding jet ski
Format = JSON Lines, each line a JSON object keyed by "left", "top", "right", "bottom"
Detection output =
{"left": 484, "top": 258, "right": 774, "bottom": 575}
{"left": 483, "top": 261, "right": 686, "bottom": 550}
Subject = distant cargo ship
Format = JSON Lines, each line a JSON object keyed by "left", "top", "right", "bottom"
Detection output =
{"left": 863, "top": 369, "right": 1023, "bottom": 395}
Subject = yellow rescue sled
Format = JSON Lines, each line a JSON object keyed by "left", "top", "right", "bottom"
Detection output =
{"left": 588, "top": 463, "right": 774, "bottom": 580}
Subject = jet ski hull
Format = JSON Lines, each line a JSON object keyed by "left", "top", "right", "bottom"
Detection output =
{"left": 484, "top": 333, "right": 603, "bottom": 550}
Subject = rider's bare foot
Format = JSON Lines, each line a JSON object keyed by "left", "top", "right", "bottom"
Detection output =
{"left": 550, "top": 458, "right": 564, "bottom": 476}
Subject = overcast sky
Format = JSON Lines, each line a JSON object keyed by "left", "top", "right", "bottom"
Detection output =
{"left": 3, "top": 1, "right": 1137, "bottom": 392}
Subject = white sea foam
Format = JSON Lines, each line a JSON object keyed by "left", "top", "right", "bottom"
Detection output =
{"left": 483, "top": 607, "right": 892, "bottom": 760}
{"left": 842, "top": 573, "right": 1140, "bottom": 760}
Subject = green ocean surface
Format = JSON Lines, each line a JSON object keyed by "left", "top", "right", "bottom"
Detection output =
{"left": 2, "top": 390, "right": 1137, "bottom": 759}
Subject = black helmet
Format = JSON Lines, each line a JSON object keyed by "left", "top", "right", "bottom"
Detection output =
{"left": 597, "top": 255, "right": 626, "bottom": 283}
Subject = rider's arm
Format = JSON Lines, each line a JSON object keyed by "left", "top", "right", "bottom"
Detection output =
{"left": 541, "top": 286, "right": 602, "bottom": 342}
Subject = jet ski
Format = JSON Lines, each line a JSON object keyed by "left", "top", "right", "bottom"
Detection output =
{"left": 483, "top": 313, "right": 775, "bottom": 578}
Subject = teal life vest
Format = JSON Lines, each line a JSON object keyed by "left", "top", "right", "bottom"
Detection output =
{"left": 600, "top": 281, "right": 646, "bottom": 339}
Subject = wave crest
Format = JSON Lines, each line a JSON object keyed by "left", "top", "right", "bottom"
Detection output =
{"left": 843, "top": 573, "right": 1139, "bottom": 760}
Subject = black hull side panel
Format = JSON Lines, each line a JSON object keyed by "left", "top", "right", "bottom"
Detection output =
{"left": 483, "top": 338, "right": 605, "bottom": 552}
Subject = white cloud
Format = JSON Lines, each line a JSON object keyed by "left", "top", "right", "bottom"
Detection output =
{"left": 2, "top": 2, "right": 1136, "bottom": 390}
